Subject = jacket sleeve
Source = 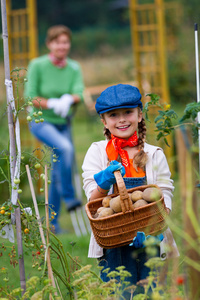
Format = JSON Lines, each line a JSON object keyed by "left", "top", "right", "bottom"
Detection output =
{"left": 153, "top": 149, "right": 174, "bottom": 210}
{"left": 82, "top": 142, "right": 107, "bottom": 201}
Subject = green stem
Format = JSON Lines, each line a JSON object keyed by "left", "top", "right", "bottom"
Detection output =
{"left": 50, "top": 233, "right": 70, "bottom": 277}
{"left": 184, "top": 256, "right": 200, "bottom": 272}
{"left": 50, "top": 243, "right": 68, "bottom": 279}
{"left": 166, "top": 217, "right": 200, "bottom": 255}
{"left": 51, "top": 267, "right": 74, "bottom": 296}
{"left": 66, "top": 252, "right": 103, "bottom": 282}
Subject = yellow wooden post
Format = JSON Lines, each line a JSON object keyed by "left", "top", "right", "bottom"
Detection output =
{"left": 156, "top": 0, "right": 173, "bottom": 166}
{"left": 129, "top": 0, "right": 143, "bottom": 93}
{"left": 6, "top": 0, "right": 38, "bottom": 68}
{"left": 6, "top": 0, "right": 42, "bottom": 191}
{"left": 27, "top": 0, "right": 38, "bottom": 60}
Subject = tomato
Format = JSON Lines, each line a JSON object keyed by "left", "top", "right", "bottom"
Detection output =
{"left": 14, "top": 178, "right": 20, "bottom": 184}
{"left": 34, "top": 163, "right": 41, "bottom": 169}
{"left": 27, "top": 116, "right": 32, "bottom": 122}
{"left": 176, "top": 275, "right": 185, "bottom": 285}
{"left": 24, "top": 228, "right": 29, "bottom": 234}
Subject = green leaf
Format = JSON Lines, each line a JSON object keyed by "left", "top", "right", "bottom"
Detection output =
{"left": 164, "top": 137, "right": 170, "bottom": 147}
{"left": 146, "top": 93, "right": 160, "bottom": 104}
{"left": 154, "top": 115, "right": 163, "bottom": 123}
{"left": 155, "top": 121, "right": 164, "bottom": 128}
{"left": 157, "top": 132, "right": 163, "bottom": 140}
{"left": 157, "top": 110, "right": 165, "bottom": 116}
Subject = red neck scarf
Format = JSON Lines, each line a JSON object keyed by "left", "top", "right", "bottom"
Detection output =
{"left": 48, "top": 53, "right": 67, "bottom": 68}
{"left": 106, "top": 132, "right": 138, "bottom": 177}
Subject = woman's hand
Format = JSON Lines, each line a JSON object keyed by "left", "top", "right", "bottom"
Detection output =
{"left": 47, "top": 94, "right": 74, "bottom": 117}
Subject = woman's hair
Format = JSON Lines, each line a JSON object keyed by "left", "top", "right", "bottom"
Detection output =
{"left": 46, "top": 25, "right": 72, "bottom": 43}
{"left": 102, "top": 108, "right": 148, "bottom": 170}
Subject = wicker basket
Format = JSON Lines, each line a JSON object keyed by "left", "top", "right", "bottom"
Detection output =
{"left": 85, "top": 170, "right": 167, "bottom": 249}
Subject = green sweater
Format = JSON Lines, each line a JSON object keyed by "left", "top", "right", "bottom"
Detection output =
{"left": 24, "top": 54, "right": 84, "bottom": 124}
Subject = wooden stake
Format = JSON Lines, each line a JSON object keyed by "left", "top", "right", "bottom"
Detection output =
{"left": 25, "top": 165, "right": 46, "bottom": 247}
{"left": 1, "top": 0, "right": 26, "bottom": 294}
{"left": 176, "top": 127, "right": 200, "bottom": 299}
{"left": 44, "top": 165, "right": 57, "bottom": 297}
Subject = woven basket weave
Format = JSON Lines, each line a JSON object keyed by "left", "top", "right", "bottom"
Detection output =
{"left": 85, "top": 170, "right": 167, "bottom": 249}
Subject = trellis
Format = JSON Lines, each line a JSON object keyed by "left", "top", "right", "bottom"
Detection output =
{"left": 6, "top": 0, "right": 38, "bottom": 69}
{"left": 129, "top": 0, "right": 179, "bottom": 172}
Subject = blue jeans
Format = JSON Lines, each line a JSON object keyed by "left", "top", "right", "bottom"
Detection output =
{"left": 123, "top": 176, "right": 146, "bottom": 189}
{"left": 29, "top": 121, "right": 78, "bottom": 227}
{"left": 98, "top": 245, "right": 159, "bottom": 299}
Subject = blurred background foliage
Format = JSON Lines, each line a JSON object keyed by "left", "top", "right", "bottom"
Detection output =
{"left": 0, "top": 0, "right": 200, "bottom": 199}
{"left": 0, "top": 0, "right": 199, "bottom": 103}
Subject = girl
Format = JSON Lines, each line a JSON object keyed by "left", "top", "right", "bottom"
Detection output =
{"left": 82, "top": 84, "right": 179, "bottom": 297}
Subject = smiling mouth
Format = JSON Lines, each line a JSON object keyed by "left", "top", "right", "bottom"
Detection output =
{"left": 117, "top": 125, "right": 130, "bottom": 130}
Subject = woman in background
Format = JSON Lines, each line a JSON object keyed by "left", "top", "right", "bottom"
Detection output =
{"left": 25, "top": 25, "right": 85, "bottom": 234}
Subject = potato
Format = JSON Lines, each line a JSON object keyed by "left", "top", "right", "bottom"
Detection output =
{"left": 109, "top": 195, "right": 122, "bottom": 213}
{"left": 102, "top": 196, "right": 111, "bottom": 207}
{"left": 97, "top": 207, "right": 114, "bottom": 218}
{"left": 131, "top": 190, "right": 143, "bottom": 202}
{"left": 93, "top": 212, "right": 99, "bottom": 219}
{"left": 142, "top": 187, "right": 162, "bottom": 202}
{"left": 132, "top": 199, "right": 148, "bottom": 209}
{"left": 97, "top": 206, "right": 105, "bottom": 214}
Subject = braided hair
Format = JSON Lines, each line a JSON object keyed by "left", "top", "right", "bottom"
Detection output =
{"left": 133, "top": 117, "right": 148, "bottom": 170}
{"left": 102, "top": 110, "right": 148, "bottom": 170}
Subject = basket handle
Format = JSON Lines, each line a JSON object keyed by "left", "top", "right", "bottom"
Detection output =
{"left": 114, "top": 170, "right": 134, "bottom": 213}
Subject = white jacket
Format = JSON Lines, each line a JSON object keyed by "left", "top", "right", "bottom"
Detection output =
{"left": 82, "top": 140, "right": 179, "bottom": 259}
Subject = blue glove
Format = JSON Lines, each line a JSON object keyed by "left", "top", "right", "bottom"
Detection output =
{"left": 129, "top": 232, "right": 146, "bottom": 248}
{"left": 129, "top": 232, "right": 164, "bottom": 248}
{"left": 94, "top": 160, "right": 125, "bottom": 190}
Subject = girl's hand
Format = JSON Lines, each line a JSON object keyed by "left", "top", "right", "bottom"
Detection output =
{"left": 166, "top": 208, "right": 170, "bottom": 215}
{"left": 94, "top": 160, "right": 125, "bottom": 190}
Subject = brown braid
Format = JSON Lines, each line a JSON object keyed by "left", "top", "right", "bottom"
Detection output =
{"left": 134, "top": 117, "right": 148, "bottom": 170}
{"left": 103, "top": 127, "right": 111, "bottom": 140}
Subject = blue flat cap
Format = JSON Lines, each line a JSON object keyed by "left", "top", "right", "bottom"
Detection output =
{"left": 95, "top": 84, "right": 143, "bottom": 114}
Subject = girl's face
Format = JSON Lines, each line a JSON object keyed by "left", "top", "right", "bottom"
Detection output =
{"left": 47, "top": 33, "right": 71, "bottom": 60}
{"left": 102, "top": 107, "right": 142, "bottom": 139}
